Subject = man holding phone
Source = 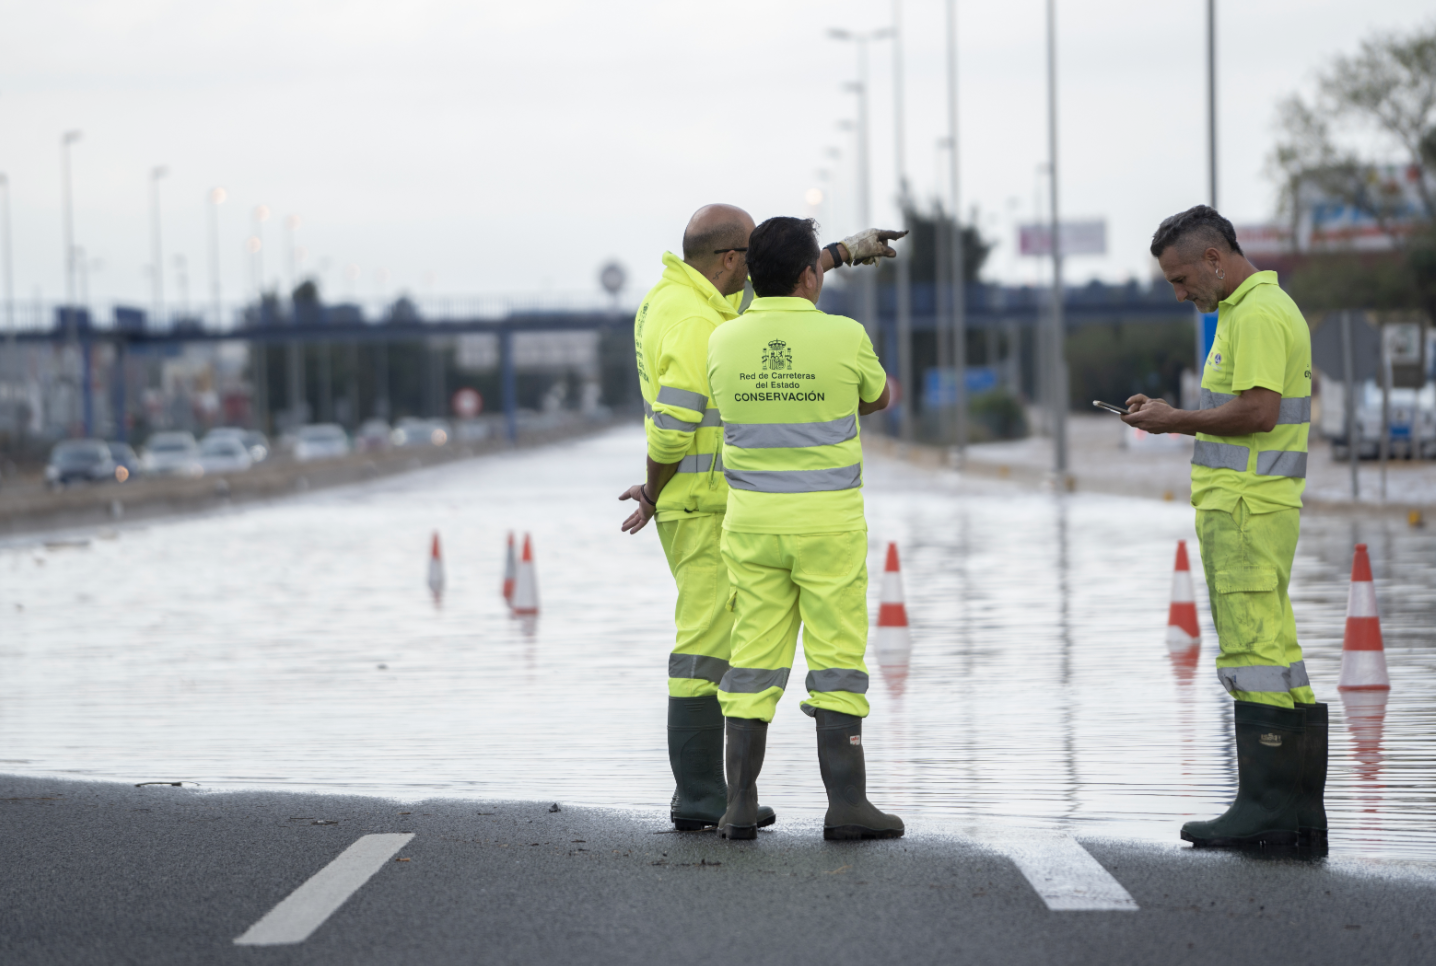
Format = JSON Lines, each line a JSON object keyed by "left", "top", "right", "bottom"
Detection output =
{"left": 1123, "top": 205, "right": 1324, "bottom": 850}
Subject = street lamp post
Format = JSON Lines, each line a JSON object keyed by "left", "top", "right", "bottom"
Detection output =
{"left": 946, "top": 0, "right": 968, "bottom": 463}
{"left": 889, "top": 0, "right": 914, "bottom": 443}
{"left": 150, "top": 166, "right": 168, "bottom": 326}
{"left": 1046, "top": 0, "right": 1068, "bottom": 478}
{"left": 60, "top": 131, "right": 82, "bottom": 434}
{"left": 1, "top": 173, "right": 13, "bottom": 439}
{"left": 208, "top": 187, "right": 226, "bottom": 328}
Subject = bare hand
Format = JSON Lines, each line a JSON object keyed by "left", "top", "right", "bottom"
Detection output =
{"left": 1121, "top": 394, "right": 1179, "bottom": 434}
{"left": 842, "top": 228, "right": 909, "bottom": 266}
{"left": 618, "top": 484, "right": 656, "bottom": 534}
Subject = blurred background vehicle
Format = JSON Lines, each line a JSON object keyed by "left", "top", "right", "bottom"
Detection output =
{"left": 391, "top": 417, "right": 450, "bottom": 448}
{"left": 242, "top": 431, "right": 271, "bottom": 463}
{"left": 356, "top": 419, "right": 392, "bottom": 453}
{"left": 293, "top": 423, "right": 351, "bottom": 462}
{"left": 45, "top": 439, "right": 118, "bottom": 488}
{"left": 143, "top": 432, "right": 204, "bottom": 478}
{"left": 452, "top": 418, "right": 491, "bottom": 444}
{"left": 106, "top": 442, "right": 143, "bottom": 482}
{"left": 1321, "top": 379, "right": 1436, "bottom": 460}
{"left": 198, "top": 435, "right": 254, "bottom": 474}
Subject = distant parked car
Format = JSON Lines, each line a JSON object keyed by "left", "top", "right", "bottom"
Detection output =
{"left": 391, "top": 417, "right": 450, "bottom": 448}
{"left": 143, "top": 431, "right": 204, "bottom": 478}
{"left": 294, "top": 423, "right": 351, "bottom": 462}
{"left": 198, "top": 435, "right": 254, "bottom": 474}
{"left": 205, "top": 426, "right": 270, "bottom": 464}
{"left": 45, "top": 439, "right": 117, "bottom": 488}
{"left": 356, "top": 419, "right": 392, "bottom": 453}
{"left": 453, "top": 418, "right": 491, "bottom": 443}
{"left": 106, "top": 442, "right": 143, "bottom": 482}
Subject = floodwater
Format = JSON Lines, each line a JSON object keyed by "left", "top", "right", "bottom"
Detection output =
{"left": 2, "top": 427, "right": 1433, "bottom": 859}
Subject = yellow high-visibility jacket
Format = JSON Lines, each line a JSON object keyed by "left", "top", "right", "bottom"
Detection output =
{"left": 635, "top": 252, "right": 747, "bottom": 521}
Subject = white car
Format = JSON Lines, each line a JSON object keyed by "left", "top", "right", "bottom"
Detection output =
{"left": 391, "top": 417, "right": 450, "bottom": 448}
{"left": 143, "top": 431, "right": 204, "bottom": 478}
{"left": 198, "top": 435, "right": 254, "bottom": 474}
{"left": 294, "top": 423, "right": 351, "bottom": 462}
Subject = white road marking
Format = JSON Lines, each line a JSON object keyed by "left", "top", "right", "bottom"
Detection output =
{"left": 984, "top": 833, "right": 1139, "bottom": 911}
{"left": 234, "top": 833, "right": 414, "bottom": 945}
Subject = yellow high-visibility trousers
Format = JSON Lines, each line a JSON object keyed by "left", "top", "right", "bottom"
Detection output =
{"left": 716, "top": 529, "right": 870, "bottom": 722}
{"left": 1195, "top": 498, "right": 1316, "bottom": 708}
{"left": 657, "top": 514, "right": 735, "bottom": 698}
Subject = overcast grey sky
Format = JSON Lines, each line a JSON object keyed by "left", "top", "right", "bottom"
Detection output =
{"left": 0, "top": 0, "right": 1431, "bottom": 312}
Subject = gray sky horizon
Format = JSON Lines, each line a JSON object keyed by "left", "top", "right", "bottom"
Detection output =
{"left": 1, "top": 0, "right": 1431, "bottom": 315}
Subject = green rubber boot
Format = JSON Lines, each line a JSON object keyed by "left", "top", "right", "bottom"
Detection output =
{"left": 669, "top": 697, "right": 775, "bottom": 831}
{"left": 1295, "top": 702, "right": 1329, "bottom": 847}
{"left": 719, "top": 717, "right": 769, "bottom": 840}
{"left": 814, "top": 710, "right": 904, "bottom": 841}
{"left": 1181, "top": 701, "right": 1304, "bottom": 848}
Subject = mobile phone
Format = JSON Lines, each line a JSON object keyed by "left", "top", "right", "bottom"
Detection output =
{"left": 1092, "top": 400, "right": 1128, "bottom": 416}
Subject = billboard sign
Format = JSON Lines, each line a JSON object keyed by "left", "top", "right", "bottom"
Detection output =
{"left": 1019, "top": 220, "right": 1106, "bottom": 257}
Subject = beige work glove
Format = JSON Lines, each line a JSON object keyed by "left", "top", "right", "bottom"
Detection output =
{"left": 841, "top": 228, "right": 908, "bottom": 266}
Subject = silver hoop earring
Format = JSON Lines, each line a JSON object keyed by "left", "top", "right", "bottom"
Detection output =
{"left": 1216, "top": 268, "right": 1226, "bottom": 280}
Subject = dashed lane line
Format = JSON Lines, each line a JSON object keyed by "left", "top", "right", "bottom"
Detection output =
{"left": 234, "top": 833, "right": 415, "bottom": 946}
{"left": 983, "top": 833, "right": 1139, "bottom": 912}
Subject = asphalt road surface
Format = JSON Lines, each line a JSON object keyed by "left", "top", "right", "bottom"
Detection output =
{"left": 4, "top": 774, "right": 1433, "bottom": 966}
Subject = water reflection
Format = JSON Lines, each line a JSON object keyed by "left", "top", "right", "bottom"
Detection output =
{"left": 1, "top": 426, "right": 1433, "bottom": 859}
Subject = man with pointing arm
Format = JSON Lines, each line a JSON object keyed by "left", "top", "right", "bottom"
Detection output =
{"left": 618, "top": 203, "right": 903, "bottom": 832}
{"left": 1125, "top": 205, "right": 1325, "bottom": 849}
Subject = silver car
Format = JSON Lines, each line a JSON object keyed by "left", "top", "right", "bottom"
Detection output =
{"left": 198, "top": 435, "right": 254, "bottom": 474}
{"left": 143, "top": 431, "right": 204, "bottom": 478}
{"left": 294, "top": 424, "right": 351, "bottom": 462}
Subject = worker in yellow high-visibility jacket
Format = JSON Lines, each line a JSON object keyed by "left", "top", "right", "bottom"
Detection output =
{"left": 1126, "top": 204, "right": 1324, "bottom": 850}
{"left": 705, "top": 215, "right": 900, "bottom": 842}
{"left": 619, "top": 203, "right": 902, "bottom": 832}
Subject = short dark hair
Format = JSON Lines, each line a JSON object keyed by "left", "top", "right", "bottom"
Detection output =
{"left": 747, "top": 217, "right": 820, "bottom": 297}
{"left": 1149, "top": 205, "right": 1243, "bottom": 260}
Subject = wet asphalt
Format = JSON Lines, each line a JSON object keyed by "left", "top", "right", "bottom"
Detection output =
{"left": 3, "top": 774, "right": 1433, "bottom": 966}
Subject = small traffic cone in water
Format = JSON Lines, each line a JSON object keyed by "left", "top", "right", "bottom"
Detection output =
{"left": 428, "top": 532, "right": 445, "bottom": 600}
{"left": 510, "top": 533, "right": 539, "bottom": 616}
{"left": 872, "top": 542, "right": 912, "bottom": 695}
{"left": 1338, "top": 543, "right": 1390, "bottom": 691}
{"left": 502, "top": 531, "right": 516, "bottom": 604}
{"left": 1166, "top": 540, "right": 1202, "bottom": 652}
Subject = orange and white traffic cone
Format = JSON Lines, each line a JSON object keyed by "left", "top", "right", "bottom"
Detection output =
{"left": 1166, "top": 539, "right": 1201, "bottom": 652}
{"left": 1338, "top": 543, "right": 1390, "bottom": 691}
{"left": 872, "top": 542, "right": 911, "bottom": 694}
{"left": 428, "top": 532, "right": 444, "bottom": 600}
{"left": 502, "top": 531, "right": 516, "bottom": 604}
{"left": 510, "top": 532, "right": 539, "bottom": 616}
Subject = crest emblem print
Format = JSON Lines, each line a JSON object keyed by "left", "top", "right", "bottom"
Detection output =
{"left": 763, "top": 340, "right": 792, "bottom": 372}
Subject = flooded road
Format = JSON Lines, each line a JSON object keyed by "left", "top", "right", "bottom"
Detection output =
{"left": 2, "top": 426, "right": 1433, "bottom": 859}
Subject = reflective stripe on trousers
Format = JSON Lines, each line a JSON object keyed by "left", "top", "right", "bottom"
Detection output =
{"left": 806, "top": 668, "right": 869, "bottom": 694}
{"left": 725, "top": 463, "right": 862, "bottom": 493}
{"left": 720, "top": 666, "right": 791, "bottom": 693}
{"left": 724, "top": 414, "right": 857, "bottom": 449}
{"left": 669, "top": 653, "right": 731, "bottom": 684}
{"left": 1217, "top": 664, "right": 1295, "bottom": 694}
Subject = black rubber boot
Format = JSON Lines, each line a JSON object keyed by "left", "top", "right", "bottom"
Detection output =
{"left": 1181, "top": 701, "right": 1304, "bottom": 848}
{"left": 719, "top": 717, "right": 768, "bottom": 840}
{"left": 1295, "top": 702, "right": 1329, "bottom": 847}
{"left": 669, "top": 697, "right": 775, "bottom": 831}
{"left": 814, "top": 710, "right": 904, "bottom": 840}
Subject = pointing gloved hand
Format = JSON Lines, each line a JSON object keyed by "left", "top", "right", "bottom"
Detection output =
{"left": 841, "top": 228, "right": 908, "bottom": 266}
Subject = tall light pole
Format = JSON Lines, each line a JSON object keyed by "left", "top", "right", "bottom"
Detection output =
{"left": 829, "top": 27, "right": 890, "bottom": 357}
{"left": 60, "top": 131, "right": 81, "bottom": 335}
{"left": 149, "top": 166, "right": 168, "bottom": 325}
{"left": 1207, "top": 0, "right": 1217, "bottom": 209}
{"left": 1, "top": 173, "right": 13, "bottom": 434}
{"left": 888, "top": 0, "right": 914, "bottom": 442}
{"left": 284, "top": 214, "right": 301, "bottom": 296}
{"left": 208, "top": 187, "right": 226, "bottom": 328}
{"left": 946, "top": 0, "right": 968, "bottom": 462}
{"left": 1046, "top": 0, "right": 1068, "bottom": 477}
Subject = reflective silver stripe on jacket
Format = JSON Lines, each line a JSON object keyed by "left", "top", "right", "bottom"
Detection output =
{"left": 1199, "top": 388, "right": 1237, "bottom": 410}
{"left": 675, "top": 453, "right": 721, "bottom": 474}
{"left": 1192, "top": 439, "right": 1249, "bottom": 471}
{"left": 657, "top": 385, "right": 708, "bottom": 412}
{"left": 724, "top": 414, "right": 857, "bottom": 450}
{"left": 724, "top": 463, "right": 862, "bottom": 494}
{"left": 719, "top": 666, "right": 790, "bottom": 693}
{"left": 805, "top": 668, "right": 869, "bottom": 694}
{"left": 1276, "top": 396, "right": 1311, "bottom": 424}
{"left": 669, "top": 654, "right": 731, "bottom": 684}
{"left": 651, "top": 409, "right": 723, "bottom": 433}
{"left": 1256, "top": 450, "right": 1307, "bottom": 478}
{"left": 1288, "top": 660, "right": 1310, "bottom": 689}
{"left": 1217, "top": 664, "right": 1292, "bottom": 694}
